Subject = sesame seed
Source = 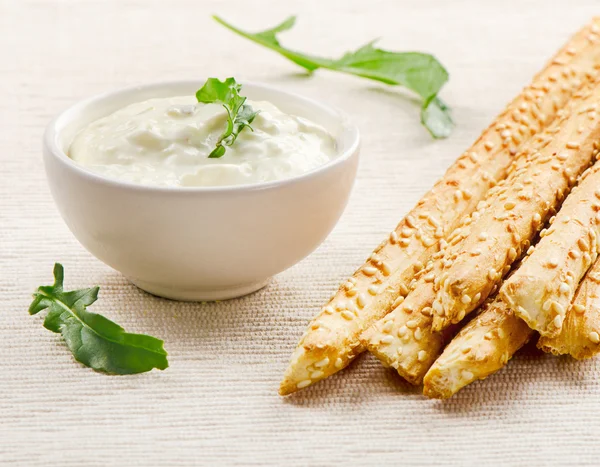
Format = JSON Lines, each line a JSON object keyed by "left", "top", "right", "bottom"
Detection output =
{"left": 399, "top": 238, "right": 410, "bottom": 247}
{"left": 543, "top": 299, "right": 552, "bottom": 311}
{"left": 315, "top": 357, "right": 330, "bottom": 368}
{"left": 504, "top": 201, "right": 516, "bottom": 210}
{"left": 462, "top": 370, "right": 474, "bottom": 381}
{"left": 553, "top": 314, "right": 564, "bottom": 329}
{"left": 533, "top": 212, "right": 542, "bottom": 223}
{"left": 363, "top": 266, "right": 377, "bottom": 276}
{"left": 380, "top": 335, "right": 394, "bottom": 345}
{"left": 323, "top": 306, "right": 334, "bottom": 315}
{"left": 401, "top": 227, "right": 412, "bottom": 238}
{"left": 548, "top": 259, "right": 558, "bottom": 268}
{"left": 478, "top": 232, "right": 489, "bottom": 241}
{"left": 341, "top": 310, "right": 354, "bottom": 320}
{"left": 584, "top": 252, "right": 592, "bottom": 264}
{"left": 392, "top": 295, "right": 405, "bottom": 309}
{"left": 573, "top": 304, "right": 586, "bottom": 314}
{"left": 569, "top": 250, "right": 580, "bottom": 259}
{"left": 390, "top": 231, "right": 399, "bottom": 244}
{"left": 335, "top": 358, "right": 343, "bottom": 369}
{"left": 396, "top": 347, "right": 403, "bottom": 356}
{"left": 414, "top": 327, "right": 423, "bottom": 341}
{"left": 397, "top": 326, "right": 408, "bottom": 338}
{"left": 406, "top": 319, "right": 418, "bottom": 329}
{"left": 422, "top": 237, "right": 436, "bottom": 247}
{"left": 399, "top": 283, "right": 409, "bottom": 296}
{"left": 484, "top": 141, "right": 494, "bottom": 150}
{"left": 552, "top": 302, "right": 565, "bottom": 315}
{"left": 297, "top": 380, "right": 312, "bottom": 389}
{"left": 405, "top": 215, "right": 417, "bottom": 228}
{"left": 566, "top": 142, "right": 581, "bottom": 149}
{"left": 417, "top": 350, "right": 428, "bottom": 362}
{"left": 404, "top": 304, "right": 414, "bottom": 314}
{"left": 432, "top": 300, "right": 443, "bottom": 315}
{"left": 382, "top": 320, "right": 394, "bottom": 334}
{"left": 356, "top": 293, "right": 366, "bottom": 308}
{"left": 311, "top": 370, "right": 325, "bottom": 379}
{"left": 589, "top": 331, "right": 600, "bottom": 344}
{"left": 368, "top": 285, "right": 380, "bottom": 296}
{"left": 461, "top": 294, "right": 472, "bottom": 304}
{"left": 474, "top": 293, "right": 481, "bottom": 302}
{"left": 381, "top": 262, "right": 391, "bottom": 276}
{"left": 346, "top": 288, "right": 357, "bottom": 297}
{"left": 559, "top": 282, "right": 570, "bottom": 294}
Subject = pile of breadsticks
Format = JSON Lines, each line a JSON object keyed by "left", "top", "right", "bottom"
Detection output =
{"left": 280, "top": 18, "right": 600, "bottom": 399}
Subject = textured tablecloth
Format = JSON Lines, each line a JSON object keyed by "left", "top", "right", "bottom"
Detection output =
{"left": 3, "top": 1, "right": 600, "bottom": 465}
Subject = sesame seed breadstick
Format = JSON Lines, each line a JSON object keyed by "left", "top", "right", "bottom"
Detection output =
{"left": 537, "top": 257, "right": 600, "bottom": 358}
{"left": 501, "top": 163, "right": 600, "bottom": 337}
{"left": 360, "top": 258, "right": 461, "bottom": 385}
{"left": 431, "top": 83, "right": 600, "bottom": 333}
{"left": 422, "top": 297, "right": 533, "bottom": 399}
{"left": 279, "top": 19, "right": 600, "bottom": 396}
{"left": 361, "top": 199, "right": 537, "bottom": 385}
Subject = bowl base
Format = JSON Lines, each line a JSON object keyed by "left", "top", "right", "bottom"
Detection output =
{"left": 128, "top": 277, "right": 271, "bottom": 301}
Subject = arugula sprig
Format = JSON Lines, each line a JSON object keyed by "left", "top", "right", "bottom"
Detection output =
{"left": 196, "top": 77, "right": 259, "bottom": 158}
{"left": 213, "top": 16, "right": 453, "bottom": 138}
{"left": 29, "top": 264, "right": 168, "bottom": 374}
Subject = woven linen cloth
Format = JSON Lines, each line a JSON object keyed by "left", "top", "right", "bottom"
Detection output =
{"left": 2, "top": 1, "right": 600, "bottom": 465}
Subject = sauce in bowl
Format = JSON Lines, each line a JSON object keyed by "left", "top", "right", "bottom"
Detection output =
{"left": 69, "top": 96, "right": 337, "bottom": 187}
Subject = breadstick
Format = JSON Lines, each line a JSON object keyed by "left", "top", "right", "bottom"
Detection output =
{"left": 538, "top": 257, "right": 600, "bottom": 357}
{"left": 362, "top": 204, "right": 535, "bottom": 386}
{"left": 279, "top": 19, "right": 600, "bottom": 395}
{"left": 431, "top": 82, "right": 600, "bottom": 333}
{"left": 423, "top": 297, "right": 533, "bottom": 399}
{"left": 501, "top": 163, "right": 600, "bottom": 337}
{"left": 360, "top": 257, "right": 461, "bottom": 385}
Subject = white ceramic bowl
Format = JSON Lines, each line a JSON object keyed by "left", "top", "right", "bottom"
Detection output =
{"left": 44, "top": 81, "right": 360, "bottom": 301}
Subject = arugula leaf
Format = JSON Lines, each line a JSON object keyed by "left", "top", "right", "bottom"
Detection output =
{"left": 29, "top": 264, "right": 168, "bottom": 375}
{"left": 196, "top": 77, "right": 259, "bottom": 158}
{"left": 213, "top": 16, "right": 453, "bottom": 138}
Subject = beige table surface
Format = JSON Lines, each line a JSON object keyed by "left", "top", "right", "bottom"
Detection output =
{"left": 3, "top": 0, "right": 600, "bottom": 465}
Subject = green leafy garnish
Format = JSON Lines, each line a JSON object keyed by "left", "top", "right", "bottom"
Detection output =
{"left": 196, "top": 77, "right": 259, "bottom": 158}
{"left": 213, "top": 15, "right": 453, "bottom": 138}
{"left": 29, "top": 264, "right": 168, "bottom": 375}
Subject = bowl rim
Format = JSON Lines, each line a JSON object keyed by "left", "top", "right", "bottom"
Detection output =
{"left": 44, "top": 79, "right": 361, "bottom": 194}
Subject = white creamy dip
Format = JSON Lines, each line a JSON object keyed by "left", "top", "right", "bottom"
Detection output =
{"left": 69, "top": 96, "right": 337, "bottom": 187}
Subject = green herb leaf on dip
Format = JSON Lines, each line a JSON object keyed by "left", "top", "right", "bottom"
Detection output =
{"left": 29, "top": 263, "right": 168, "bottom": 374}
{"left": 213, "top": 16, "right": 453, "bottom": 138}
{"left": 196, "top": 77, "right": 259, "bottom": 158}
